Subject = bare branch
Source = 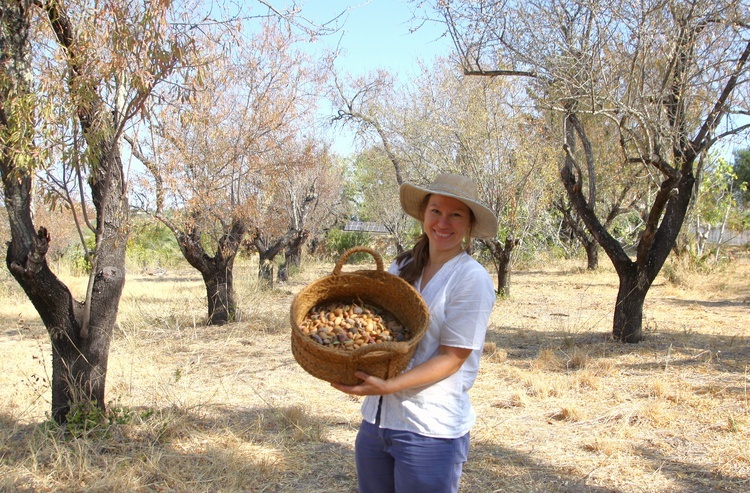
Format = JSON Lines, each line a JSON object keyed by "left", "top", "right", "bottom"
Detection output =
{"left": 463, "top": 69, "right": 537, "bottom": 78}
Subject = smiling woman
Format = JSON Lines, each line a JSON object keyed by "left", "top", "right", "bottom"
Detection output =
{"left": 331, "top": 173, "right": 499, "bottom": 493}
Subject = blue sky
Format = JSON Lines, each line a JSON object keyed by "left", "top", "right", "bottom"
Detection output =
{"left": 300, "top": 0, "right": 451, "bottom": 78}
{"left": 291, "top": 1, "right": 453, "bottom": 155}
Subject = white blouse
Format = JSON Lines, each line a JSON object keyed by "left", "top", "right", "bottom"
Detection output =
{"left": 360, "top": 251, "right": 495, "bottom": 438}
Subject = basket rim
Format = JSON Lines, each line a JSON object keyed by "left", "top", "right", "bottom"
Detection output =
{"left": 290, "top": 284, "right": 428, "bottom": 356}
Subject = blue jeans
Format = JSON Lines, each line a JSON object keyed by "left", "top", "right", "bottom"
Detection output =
{"left": 355, "top": 418, "right": 470, "bottom": 493}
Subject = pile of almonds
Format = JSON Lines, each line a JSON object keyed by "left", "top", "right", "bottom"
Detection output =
{"left": 298, "top": 301, "right": 412, "bottom": 350}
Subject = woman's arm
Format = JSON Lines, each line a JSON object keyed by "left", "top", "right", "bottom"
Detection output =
{"left": 331, "top": 345, "right": 472, "bottom": 396}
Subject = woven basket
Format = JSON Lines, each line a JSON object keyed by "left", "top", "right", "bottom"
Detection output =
{"left": 290, "top": 247, "right": 429, "bottom": 385}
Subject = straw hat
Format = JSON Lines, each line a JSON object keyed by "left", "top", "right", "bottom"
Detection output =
{"left": 400, "top": 173, "right": 498, "bottom": 239}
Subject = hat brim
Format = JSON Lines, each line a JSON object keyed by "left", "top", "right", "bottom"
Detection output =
{"left": 399, "top": 182, "right": 498, "bottom": 239}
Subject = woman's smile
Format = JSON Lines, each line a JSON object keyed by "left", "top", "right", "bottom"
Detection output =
{"left": 423, "top": 194, "right": 472, "bottom": 259}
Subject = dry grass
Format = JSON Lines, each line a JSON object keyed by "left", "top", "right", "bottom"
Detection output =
{"left": 1, "top": 248, "right": 748, "bottom": 492}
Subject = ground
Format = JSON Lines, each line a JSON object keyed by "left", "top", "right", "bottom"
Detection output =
{"left": 0, "top": 249, "right": 748, "bottom": 492}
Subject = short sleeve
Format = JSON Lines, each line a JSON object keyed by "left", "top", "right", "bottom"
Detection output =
{"left": 440, "top": 263, "right": 495, "bottom": 350}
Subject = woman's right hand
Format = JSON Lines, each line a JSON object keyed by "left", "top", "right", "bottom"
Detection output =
{"left": 331, "top": 371, "right": 391, "bottom": 396}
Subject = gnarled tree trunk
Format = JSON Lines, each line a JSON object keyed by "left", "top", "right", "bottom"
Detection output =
{"left": 483, "top": 236, "right": 518, "bottom": 297}
{"left": 176, "top": 219, "right": 246, "bottom": 325}
{"left": 254, "top": 228, "right": 296, "bottom": 288}
{"left": 278, "top": 230, "right": 308, "bottom": 282}
{"left": 561, "top": 112, "right": 697, "bottom": 343}
{"left": 612, "top": 264, "right": 648, "bottom": 343}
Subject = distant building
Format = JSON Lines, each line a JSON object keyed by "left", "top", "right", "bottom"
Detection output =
{"left": 699, "top": 227, "right": 749, "bottom": 245}
{"left": 343, "top": 221, "right": 389, "bottom": 234}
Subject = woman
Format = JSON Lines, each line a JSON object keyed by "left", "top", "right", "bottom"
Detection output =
{"left": 332, "top": 173, "right": 498, "bottom": 493}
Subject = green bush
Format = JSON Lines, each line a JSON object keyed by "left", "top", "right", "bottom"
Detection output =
{"left": 323, "top": 228, "right": 372, "bottom": 262}
{"left": 126, "top": 220, "right": 182, "bottom": 270}
{"left": 64, "top": 236, "right": 96, "bottom": 275}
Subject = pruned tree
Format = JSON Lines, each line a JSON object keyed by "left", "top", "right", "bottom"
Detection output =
{"left": 130, "top": 16, "right": 325, "bottom": 323}
{"left": 439, "top": 0, "right": 750, "bottom": 341}
{"left": 278, "top": 141, "right": 346, "bottom": 282}
{"left": 1, "top": 0, "right": 188, "bottom": 422}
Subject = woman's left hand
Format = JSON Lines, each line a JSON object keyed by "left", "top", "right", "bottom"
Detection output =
{"left": 331, "top": 371, "right": 391, "bottom": 396}
{"left": 331, "top": 345, "right": 473, "bottom": 397}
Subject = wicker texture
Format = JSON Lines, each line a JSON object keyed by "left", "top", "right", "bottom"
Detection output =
{"left": 290, "top": 247, "right": 429, "bottom": 385}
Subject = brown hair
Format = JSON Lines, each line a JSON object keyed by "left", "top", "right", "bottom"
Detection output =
{"left": 395, "top": 194, "right": 475, "bottom": 285}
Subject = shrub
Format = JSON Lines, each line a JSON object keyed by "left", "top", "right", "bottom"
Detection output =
{"left": 322, "top": 228, "right": 372, "bottom": 262}
{"left": 64, "top": 236, "right": 96, "bottom": 275}
{"left": 126, "top": 220, "right": 182, "bottom": 271}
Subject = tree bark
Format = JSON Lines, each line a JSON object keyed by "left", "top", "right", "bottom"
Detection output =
{"left": 175, "top": 218, "right": 245, "bottom": 325}
{"left": 253, "top": 227, "right": 297, "bottom": 288}
{"left": 584, "top": 239, "right": 599, "bottom": 271}
{"left": 258, "top": 253, "right": 275, "bottom": 288}
{"left": 612, "top": 264, "right": 647, "bottom": 343}
{"left": 278, "top": 230, "right": 308, "bottom": 282}
{"left": 201, "top": 264, "right": 236, "bottom": 325}
{"left": 256, "top": 235, "right": 286, "bottom": 288}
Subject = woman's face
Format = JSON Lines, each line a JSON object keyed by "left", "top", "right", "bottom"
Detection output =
{"left": 422, "top": 194, "right": 473, "bottom": 256}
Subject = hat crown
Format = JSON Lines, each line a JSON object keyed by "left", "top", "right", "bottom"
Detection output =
{"left": 429, "top": 174, "right": 479, "bottom": 202}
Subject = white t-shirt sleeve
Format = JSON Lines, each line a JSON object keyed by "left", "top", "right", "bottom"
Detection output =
{"left": 440, "top": 262, "right": 495, "bottom": 350}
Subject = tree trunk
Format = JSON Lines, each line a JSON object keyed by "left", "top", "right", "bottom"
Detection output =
{"left": 612, "top": 264, "right": 646, "bottom": 343}
{"left": 484, "top": 237, "right": 518, "bottom": 297}
{"left": 5, "top": 224, "right": 123, "bottom": 423}
{"left": 258, "top": 254, "right": 275, "bottom": 288}
{"left": 3, "top": 152, "right": 126, "bottom": 426}
{"left": 254, "top": 229, "right": 296, "bottom": 288}
{"left": 584, "top": 239, "right": 599, "bottom": 271}
{"left": 278, "top": 231, "right": 308, "bottom": 282}
{"left": 175, "top": 219, "right": 245, "bottom": 325}
{"left": 201, "top": 262, "right": 236, "bottom": 325}
{"left": 186, "top": 253, "right": 238, "bottom": 325}
{"left": 2, "top": 2, "right": 127, "bottom": 423}
{"left": 496, "top": 255, "right": 511, "bottom": 296}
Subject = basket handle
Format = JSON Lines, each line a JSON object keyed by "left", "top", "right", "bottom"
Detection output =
{"left": 353, "top": 340, "right": 409, "bottom": 358}
{"left": 333, "top": 246, "right": 384, "bottom": 274}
